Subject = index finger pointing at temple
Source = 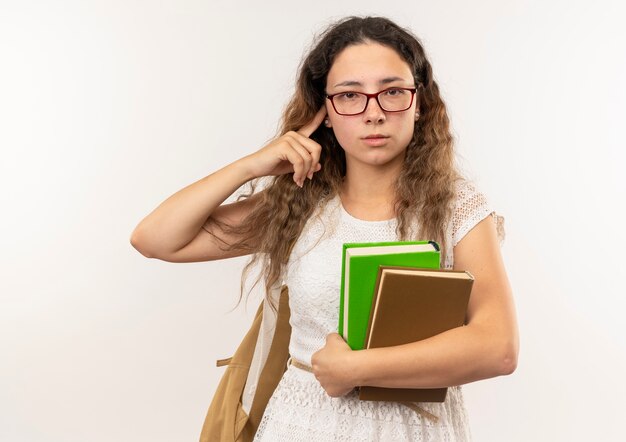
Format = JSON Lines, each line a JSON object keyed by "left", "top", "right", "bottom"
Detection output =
{"left": 297, "top": 106, "right": 327, "bottom": 138}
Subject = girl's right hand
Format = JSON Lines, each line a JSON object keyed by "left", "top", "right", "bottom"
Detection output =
{"left": 240, "top": 107, "right": 327, "bottom": 187}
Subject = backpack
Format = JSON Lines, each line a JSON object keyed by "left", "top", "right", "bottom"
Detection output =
{"left": 199, "top": 285, "right": 291, "bottom": 441}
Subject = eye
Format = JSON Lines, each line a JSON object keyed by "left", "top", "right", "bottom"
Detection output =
{"left": 337, "top": 92, "right": 359, "bottom": 100}
{"left": 383, "top": 88, "right": 406, "bottom": 97}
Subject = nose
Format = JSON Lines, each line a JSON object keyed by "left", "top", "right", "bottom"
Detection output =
{"left": 362, "top": 95, "right": 386, "bottom": 124}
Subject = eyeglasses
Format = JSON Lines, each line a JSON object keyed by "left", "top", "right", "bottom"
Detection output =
{"left": 325, "top": 87, "right": 418, "bottom": 116}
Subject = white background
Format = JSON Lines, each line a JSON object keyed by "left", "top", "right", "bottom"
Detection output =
{"left": 1, "top": 1, "right": 625, "bottom": 441}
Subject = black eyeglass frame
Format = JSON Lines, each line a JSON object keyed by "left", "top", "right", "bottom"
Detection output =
{"left": 325, "top": 86, "right": 419, "bottom": 116}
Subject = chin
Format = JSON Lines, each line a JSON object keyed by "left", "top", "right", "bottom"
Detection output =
{"left": 359, "top": 151, "right": 405, "bottom": 167}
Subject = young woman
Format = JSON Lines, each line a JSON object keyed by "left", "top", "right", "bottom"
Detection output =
{"left": 131, "top": 16, "right": 519, "bottom": 441}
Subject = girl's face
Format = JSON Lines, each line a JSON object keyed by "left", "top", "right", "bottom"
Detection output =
{"left": 325, "top": 42, "right": 418, "bottom": 170}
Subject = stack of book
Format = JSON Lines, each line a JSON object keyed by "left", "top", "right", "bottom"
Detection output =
{"left": 339, "top": 241, "right": 474, "bottom": 402}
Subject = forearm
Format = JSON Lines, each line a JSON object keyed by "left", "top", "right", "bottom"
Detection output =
{"left": 351, "top": 323, "right": 516, "bottom": 389}
{"left": 131, "top": 157, "right": 255, "bottom": 256}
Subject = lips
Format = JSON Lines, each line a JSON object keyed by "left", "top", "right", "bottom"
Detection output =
{"left": 361, "top": 135, "right": 390, "bottom": 146}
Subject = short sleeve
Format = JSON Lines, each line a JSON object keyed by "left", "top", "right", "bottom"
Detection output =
{"left": 451, "top": 179, "right": 506, "bottom": 248}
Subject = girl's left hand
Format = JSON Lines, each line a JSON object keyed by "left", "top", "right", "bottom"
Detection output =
{"left": 311, "top": 333, "right": 357, "bottom": 397}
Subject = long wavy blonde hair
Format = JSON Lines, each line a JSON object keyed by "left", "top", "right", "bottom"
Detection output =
{"left": 209, "top": 16, "right": 463, "bottom": 312}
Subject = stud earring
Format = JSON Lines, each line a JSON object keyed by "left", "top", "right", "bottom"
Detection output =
{"left": 415, "top": 112, "right": 420, "bottom": 120}
{"left": 324, "top": 119, "right": 330, "bottom": 127}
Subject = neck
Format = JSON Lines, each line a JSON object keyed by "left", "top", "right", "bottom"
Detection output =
{"left": 337, "top": 158, "right": 404, "bottom": 222}
{"left": 340, "top": 159, "right": 402, "bottom": 204}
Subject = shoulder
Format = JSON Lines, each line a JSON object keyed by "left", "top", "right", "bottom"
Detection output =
{"left": 451, "top": 178, "right": 505, "bottom": 248}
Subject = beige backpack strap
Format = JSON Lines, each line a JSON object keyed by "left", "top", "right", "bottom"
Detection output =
{"left": 240, "top": 285, "right": 291, "bottom": 440}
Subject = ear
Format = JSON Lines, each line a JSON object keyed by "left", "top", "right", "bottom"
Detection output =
{"left": 324, "top": 118, "right": 332, "bottom": 128}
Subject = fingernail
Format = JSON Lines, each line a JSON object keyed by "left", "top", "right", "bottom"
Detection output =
{"left": 307, "top": 171, "right": 313, "bottom": 180}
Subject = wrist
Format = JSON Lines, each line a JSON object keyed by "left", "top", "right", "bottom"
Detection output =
{"left": 231, "top": 155, "right": 259, "bottom": 182}
{"left": 348, "top": 348, "right": 369, "bottom": 388}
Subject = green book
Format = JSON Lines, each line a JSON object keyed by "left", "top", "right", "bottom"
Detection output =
{"left": 339, "top": 240, "right": 441, "bottom": 350}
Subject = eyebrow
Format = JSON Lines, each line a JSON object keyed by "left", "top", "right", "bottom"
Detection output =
{"left": 332, "top": 76, "right": 409, "bottom": 88}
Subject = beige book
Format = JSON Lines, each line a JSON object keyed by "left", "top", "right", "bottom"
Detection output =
{"left": 359, "top": 266, "right": 474, "bottom": 403}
